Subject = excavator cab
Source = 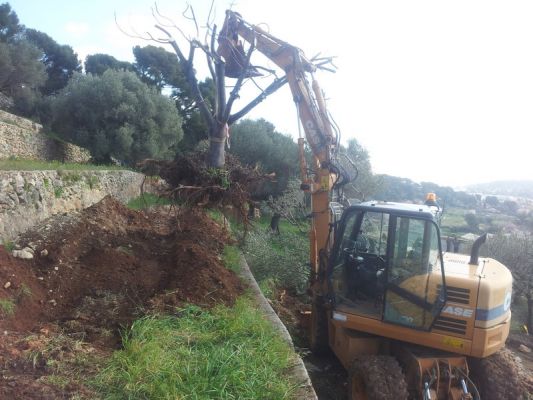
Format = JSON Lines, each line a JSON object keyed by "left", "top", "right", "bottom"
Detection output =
{"left": 329, "top": 201, "right": 447, "bottom": 332}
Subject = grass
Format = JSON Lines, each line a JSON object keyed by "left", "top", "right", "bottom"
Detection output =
{"left": 0, "top": 298, "right": 16, "bottom": 316}
{"left": 222, "top": 245, "right": 241, "bottom": 273}
{"left": 0, "top": 159, "right": 127, "bottom": 171}
{"left": 2, "top": 241, "right": 15, "bottom": 252}
{"left": 126, "top": 193, "right": 173, "bottom": 210}
{"left": 242, "top": 216, "right": 310, "bottom": 294}
{"left": 54, "top": 186, "right": 63, "bottom": 198}
{"left": 25, "top": 332, "right": 105, "bottom": 397}
{"left": 93, "top": 297, "right": 296, "bottom": 400}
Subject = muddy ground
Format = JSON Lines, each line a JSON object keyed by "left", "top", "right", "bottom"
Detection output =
{"left": 0, "top": 197, "right": 243, "bottom": 399}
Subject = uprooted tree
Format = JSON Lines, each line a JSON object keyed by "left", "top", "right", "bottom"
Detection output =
{"left": 121, "top": 5, "right": 289, "bottom": 168}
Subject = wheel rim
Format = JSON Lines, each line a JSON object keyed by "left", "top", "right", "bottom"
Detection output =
{"left": 351, "top": 374, "right": 368, "bottom": 400}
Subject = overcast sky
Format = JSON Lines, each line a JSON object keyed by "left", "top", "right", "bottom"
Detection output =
{"left": 9, "top": 0, "right": 533, "bottom": 188}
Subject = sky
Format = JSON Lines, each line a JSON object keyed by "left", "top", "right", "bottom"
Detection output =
{"left": 7, "top": 0, "right": 533, "bottom": 188}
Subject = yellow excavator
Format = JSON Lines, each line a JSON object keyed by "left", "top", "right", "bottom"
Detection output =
{"left": 218, "top": 11, "right": 513, "bottom": 399}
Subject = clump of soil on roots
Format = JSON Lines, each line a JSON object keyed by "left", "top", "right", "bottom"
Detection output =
{"left": 0, "top": 196, "right": 243, "bottom": 399}
{"left": 139, "top": 151, "right": 270, "bottom": 222}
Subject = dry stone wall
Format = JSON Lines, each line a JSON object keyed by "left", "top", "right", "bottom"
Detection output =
{"left": 0, "top": 170, "right": 154, "bottom": 242}
{"left": 0, "top": 110, "right": 91, "bottom": 163}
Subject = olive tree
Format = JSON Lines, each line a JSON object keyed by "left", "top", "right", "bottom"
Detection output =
{"left": 50, "top": 70, "right": 183, "bottom": 164}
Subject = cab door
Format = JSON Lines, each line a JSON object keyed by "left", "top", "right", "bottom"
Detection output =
{"left": 383, "top": 216, "right": 446, "bottom": 330}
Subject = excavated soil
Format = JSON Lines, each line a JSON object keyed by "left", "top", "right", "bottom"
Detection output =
{"left": 0, "top": 196, "right": 243, "bottom": 399}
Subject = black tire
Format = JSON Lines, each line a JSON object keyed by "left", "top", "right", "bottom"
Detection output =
{"left": 348, "top": 355, "right": 408, "bottom": 400}
{"left": 469, "top": 348, "right": 531, "bottom": 400}
{"left": 309, "top": 297, "right": 329, "bottom": 355}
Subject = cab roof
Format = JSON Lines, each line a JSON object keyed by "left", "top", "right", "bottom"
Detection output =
{"left": 346, "top": 200, "right": 438, "bottom": 221}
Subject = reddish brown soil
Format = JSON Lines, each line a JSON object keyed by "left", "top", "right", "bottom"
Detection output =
{"left": 0, "top": 196, "right": 243, "bottom": 399}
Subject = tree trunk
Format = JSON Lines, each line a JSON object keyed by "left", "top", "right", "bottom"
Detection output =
{"left": 527, "top": 293, "right": 533, "bottom": 335}
{"left": 270, "top": 213, "right": 281, "bottom": 235}
{"left": 206, "top": 124, "right": 226, "bottom": 168}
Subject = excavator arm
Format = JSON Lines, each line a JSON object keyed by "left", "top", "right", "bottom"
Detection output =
{"left": 218, "top": 10, "right": 339, "bottom": 281}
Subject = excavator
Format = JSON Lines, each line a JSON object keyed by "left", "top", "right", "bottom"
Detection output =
{"left": 218, "top": 11, "right": 513, "bottom": 400}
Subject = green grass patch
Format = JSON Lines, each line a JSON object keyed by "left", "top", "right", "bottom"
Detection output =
{"left": 54, "top": 186, "right": 63, "bottom": 198}
{"left": 2, "top": 241, "right": 15, "bottom": 252}
{"left": 126, "top": 193, "right": 173, "bottom": 210}
{"left": 94, "top": 297, "right": 296, "bottom": 399}
{"left": 222, "top": 245, "right": 241, "bottom": 273}
{"left": 0, "top": 159, "right": 127, "bottom": 171}
{"left": 0, "top": 298, "right": 15, "bottom": 316}
{"left": 243, "top": 217, "right": 309, "bottom": 294}
{"left": 207, "top": 209, "right": 225, "bottom": 225}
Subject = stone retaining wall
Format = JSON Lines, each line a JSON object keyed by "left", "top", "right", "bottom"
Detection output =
{"left": 0, "top": 110, "right": 91, "bottom": 163}
{"left": 0, "top": 170, "right": 156, "bottom": 243}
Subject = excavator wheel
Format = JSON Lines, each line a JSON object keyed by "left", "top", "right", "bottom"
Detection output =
{"left": 469, "top": 348, "right": 531, "bottom": 400}
{"left": 348, "top": 355, "right": 408, "bottom": 400}
{"left": 309, "top": 297, "right": 329, "bottom": 355}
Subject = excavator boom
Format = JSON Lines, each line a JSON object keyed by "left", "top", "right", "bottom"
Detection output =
{"left": 218, "top": 10, "right": 339, "bottom": 279}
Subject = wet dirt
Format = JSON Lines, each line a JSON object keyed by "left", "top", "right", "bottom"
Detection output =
{"left": 0, "top": 196, "right": 243, "bottom": 399}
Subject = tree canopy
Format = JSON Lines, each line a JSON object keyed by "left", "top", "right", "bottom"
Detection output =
{"left": 132, "top": 45, "right": 215, "bottom": 150}
{"left": 229, "top": 119, "right": 299, "bottom": 196}
{"left": 50, "top": 70, "right": 183, "bottom": 165}
{"left": 85, "top": 53, "right": 134, "bottom": 75}
{"left": 0, "top": 2, "right": 21, "bottom": 42}
{"left": 24, "top": 28, "right": 81, "bottom": 95}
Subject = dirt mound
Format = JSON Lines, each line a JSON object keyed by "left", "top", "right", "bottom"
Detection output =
{"left": 0, "top": 196, "right": 243, "bottom": 398}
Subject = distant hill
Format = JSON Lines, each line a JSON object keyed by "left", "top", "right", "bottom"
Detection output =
{"left": 374, "top": 175, "right": 478, "bottom": 208}
{"left": 467, "top": 180, "right": 533, "bottom": 199}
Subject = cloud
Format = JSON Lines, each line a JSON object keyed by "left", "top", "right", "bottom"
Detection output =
{"left": 64, "top": 21, "right": 90, "bottom": 37}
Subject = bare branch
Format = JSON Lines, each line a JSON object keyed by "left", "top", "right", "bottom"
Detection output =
{"left": 154, "top": 25, "right": 187, "bottom": 61}
{"left": 155, "top": 24, "right": 214, "bottom": 127}
{"left": 204, "top": 25, "right": 217, "bottom": 82}
{"left": 153, "top": 3, "right": 190, "bottom": 43}
{"left": 189, "top": 5, "right": 200, "bottom": 38}
{"left": 229, "top": 76, "right": 288, "bottom": 125}
{"left": 115, "top": 12, "right": 153, "bottom": 41}
{"left": 206, "top": 0, "right": 216, "bottom": 28}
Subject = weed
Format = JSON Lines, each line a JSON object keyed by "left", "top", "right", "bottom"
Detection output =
{"left": 0, "top": 298, "right": 15, "bottom": 316}
{"left": 63, "top": 173, "right": 82, "bottom": 184}
{"left": 43, "top": 178, "right": 50, "bottom": 188}
{"left": 94, "top": 297, "right": 296, "bottom": 399}
{"left": 54, "top": 186, "right": 63, "bottom": 198}
{"left": 86, "top": 175, "right": 99, "bottom": 189}
{"left": 16, "top": 284, "right": 32, "bottom": 303}
{"left": 3, "top": 241, "right": 15, "bottom": 252}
